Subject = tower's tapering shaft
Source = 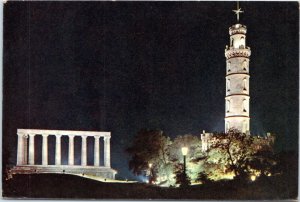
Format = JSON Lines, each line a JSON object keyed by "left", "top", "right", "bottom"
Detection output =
{"left": 224, "top": 23, "right": 251, "bottom": 134}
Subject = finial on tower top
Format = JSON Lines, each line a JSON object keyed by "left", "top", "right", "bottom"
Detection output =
{"left": 232, "top": 1, "right": 244, "bottom": 22}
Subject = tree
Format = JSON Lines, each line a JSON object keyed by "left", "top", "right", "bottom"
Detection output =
{"left": 126, "top": 129, "right": 171, "bottom": 181}
{"left": 196, "top": 171, "right": 212, "bottom": 184}
{"left": 169, "top": 134, "right": 203, "bottom": 182}
{"left": 205, "top": 128, "right": 256, "bottom": 180}
{"left": 174, "top": 163, "right": 191, "bottom": 188}
{"left": 168, "top": 134, "right": 202, "bottom": 162}
{"left": 248, "top": 148, "right": 277, "bottom": 178}
{"left": 148, "top": 165, "right": 157, "bottom": 184}
{"left": 204, "top": 128, "right": 277, "bottom": 181}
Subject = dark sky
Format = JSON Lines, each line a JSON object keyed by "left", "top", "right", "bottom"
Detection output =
{"left": 3, "top": 1, "right": 298, "bottom": 180}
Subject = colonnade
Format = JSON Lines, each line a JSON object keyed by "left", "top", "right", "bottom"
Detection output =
{"left": 16, "top": 129, "right": 111, "bottom": 167}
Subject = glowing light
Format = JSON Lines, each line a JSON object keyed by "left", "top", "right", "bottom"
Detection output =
{"left": 149, "top": 163, "right": 152, "bottom": 168}
{"left": 250, "top": 175, "right": 256, "bottom": 181}
{"left": 137, "top": 175, "right": 148, "bottom": 183}
{"left": 181, "top": 147, "right": 188, "bottom": 156}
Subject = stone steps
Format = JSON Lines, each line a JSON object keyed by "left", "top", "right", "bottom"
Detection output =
{"left": 10, "top": 165, "right": 117, "bottom": 179}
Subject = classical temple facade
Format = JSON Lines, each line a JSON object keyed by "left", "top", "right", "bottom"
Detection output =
{"left": 11, "top": 129, "right": 117, "bottom": 179}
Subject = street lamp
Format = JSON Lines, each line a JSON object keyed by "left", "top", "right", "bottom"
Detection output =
{"left": 181, "top": 147, "right": 188, "bottom": 175}
{"left": 250, "top": 175, "right": 256, "bottom": 181}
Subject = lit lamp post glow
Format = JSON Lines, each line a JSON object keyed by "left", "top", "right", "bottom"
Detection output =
{"left": 181, "top": 147, "right": 188, "bottom": 175}
{"left": 250, "top": 175, "right": 256, "bottom": 181}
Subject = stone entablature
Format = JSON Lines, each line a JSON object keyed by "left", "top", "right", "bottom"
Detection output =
{"left": 17, "top": 129, "right": 111, "bottom": 137}
{"left": 12, "top": 129, "right": 117, "bottom": 179}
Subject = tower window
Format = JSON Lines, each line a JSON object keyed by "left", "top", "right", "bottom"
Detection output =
{"left": 243, "top": 78, "right": 247, "bottom": 91}
{"left": 243, "top": 99, "right": 247, "bottom": 112}
{"left": 227, "top": 79, "right": 231, "bottom": 92}
{"left": 240, "top": 36, "right": 245, "bottom": 49}
{"left": 226, "top": 100, "right": 230, "bottom": 113}
{"left": 227, "top": 61, "right": 231, "bottom": 72}
{"left": 242, "top": 60, "right": 247, "bottom": 71}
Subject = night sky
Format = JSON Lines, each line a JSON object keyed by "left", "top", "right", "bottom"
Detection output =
{"left": 3, "top": 2, "right": 298, "bottom": 180}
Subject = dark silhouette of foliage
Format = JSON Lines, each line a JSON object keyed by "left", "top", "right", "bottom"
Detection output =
{"left": 196, "top": 172, "right": 212, "bottom": 184}
{"left": 126, "top": 129, "right": 171, "bottom": 176}
{"left": 174, "top": 163, "right": 191, "bottom": 188}
{"left": 148, "top": 166, "right": 157, "bottom": 184}
{"left": 248, "top": 150, "right": 277, "bottom": 177}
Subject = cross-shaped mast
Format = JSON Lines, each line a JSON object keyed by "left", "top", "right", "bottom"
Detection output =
{"left": 232, "top": 1, "right": 244, "bottom": 22}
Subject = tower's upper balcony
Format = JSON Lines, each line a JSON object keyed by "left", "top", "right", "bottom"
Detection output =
{"left": 229, "top": 24, "right": 247, "bottom": 35}
{"left": 225, "top": 46, "right": 251, "bottom": 59}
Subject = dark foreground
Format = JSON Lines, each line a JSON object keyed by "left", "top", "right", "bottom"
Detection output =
{"left": 3, "top": 171, "right": 297, "bottom": 200}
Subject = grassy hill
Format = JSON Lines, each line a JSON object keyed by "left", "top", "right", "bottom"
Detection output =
{"left": 3, "top": 171, "right": 297, "bottom": 200}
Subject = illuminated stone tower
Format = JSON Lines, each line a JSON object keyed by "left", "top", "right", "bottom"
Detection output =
{"left": 224, "top": 4, "right": 250, "bottom": 133}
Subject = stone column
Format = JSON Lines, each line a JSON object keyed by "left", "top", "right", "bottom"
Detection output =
{"left": 104, "top": 136, "right": 111, "bottom": 167}
{"left": 94, "top": 136, "right": 100, "bottom": 166}
{"left": 68, "top": 136, "right": 74, "bottom": 165}
{"left": 23, "top": 135, "right": 28, "bottom": 164}
{"left": 81, "top": 136, "right": 87, "bottom": 166}
{"left": 28, "top": 134, "right": 35, "bottom": 165}
{"left": 55, "top": 135, "right": 62, "bottom": 165}
{"left": 42, "top": 134, "right": 48, "bottom": 165}
{"left": 17, "top": 133, "right": 24, "bottom": 165}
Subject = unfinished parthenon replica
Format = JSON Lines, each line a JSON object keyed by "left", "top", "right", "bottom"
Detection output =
{"left": 11, "top": 129, "right": 117, "bottom": 179}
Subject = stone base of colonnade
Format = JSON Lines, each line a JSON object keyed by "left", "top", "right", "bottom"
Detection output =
{"left": 10, "top": 165, "right": 117, "bottom": 180}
